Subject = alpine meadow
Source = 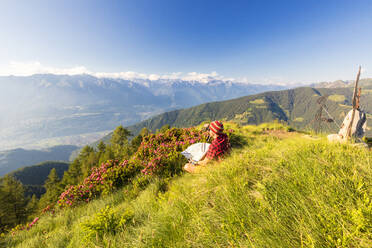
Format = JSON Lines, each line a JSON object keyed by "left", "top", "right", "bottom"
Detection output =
{"left": 1, "top": 123, "right": 371, "bottom": 247}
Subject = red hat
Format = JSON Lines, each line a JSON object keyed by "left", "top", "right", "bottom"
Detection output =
{"left": 209, "top": 120, "right": 224, "bottom": 135}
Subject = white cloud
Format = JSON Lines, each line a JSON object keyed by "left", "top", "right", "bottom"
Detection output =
{"left": 94, "top": 71, "right": 150, "bottom": 80}
{"left": 148, "top": 74, "right": 160, "bottom": 81}
{"left": 180, "top": 71, "right": 236, "bottom": 83}
{"left": 0, "top": 61, "right": 239, "bottom": 83}
{"left": 0, "top": 61, "right": 90, "bottom": 76}
{"left": 94, "top": 70, "right": 235, "bottom": 83}
{"left": 0, "top": 61, "right": 299, "bottom": 85}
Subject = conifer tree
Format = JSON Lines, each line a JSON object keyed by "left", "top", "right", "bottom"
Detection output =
{"left": 82, "top": 152, "right": 98, "bottom": 178}
{"left": 140, "top": 127, "right": 150, "bottom": 137}
{"left": 0, "top": 176, "right": 27, "bottom": 230}
{"left": 26, "top": 194, "right": 38, "bottom": 219}
{"left": 80, "top": 145, "right": 94, "bottom": 159}
{"left": 61, "top": 159, "right": 82, "bottom": 187}
{"left": 159, "top": 124, "right": 170, "bottom": 133}
{"left": 45, "top": 168, "right": 59, "bottom": 190}
{"left": 97, "top": 141, "right": 106, "bottom": 154}
{"left": 76, "top": 146, "right": 96, "bottom": 179}
{"left": 110, "top": 125, "right": 131, "bottom": 160}
{"left": 131, "top": 127, "right": 150, "bottom": 152}
{"left": 98, "top": 145, "right": 115, "bottom": 165}
{"left": 111, "top": 125, "right": 131, "bottom": 147}
{"left": 39, "top": 168, "right": 61, "bottom": 209}
{"left": 0, "top": 185, "right": 11, "bottom": 232}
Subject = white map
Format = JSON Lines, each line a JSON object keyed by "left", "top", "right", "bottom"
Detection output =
{"left": 181, "top": 143, "right": 210, "bottom": 162}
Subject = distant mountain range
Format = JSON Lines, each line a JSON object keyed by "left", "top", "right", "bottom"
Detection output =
{"left": 312, "top": 78, "right": 372, "bottom": 88}
{"left": 0, "top": 74, "right": 286, "bottom": 151}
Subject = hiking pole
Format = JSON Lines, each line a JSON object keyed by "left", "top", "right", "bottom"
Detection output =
{"left": 346, "top": 66, "right": 361, "bottom": 140}
{"left": 322, "top": 106, "right": 341, "bottom": 129}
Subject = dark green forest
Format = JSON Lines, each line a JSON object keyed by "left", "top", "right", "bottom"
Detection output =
{"left": 8, "top": 161, "right": 69, "bottom": 186}
{"left": 0, "top": 126, "right": 148, "bottom": 233}
{"left": 5, "top": 161, "right": 70, "bottom": 198}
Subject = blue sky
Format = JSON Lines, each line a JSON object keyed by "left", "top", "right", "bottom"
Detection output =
{"left": 1, "top": 0, "right": 372, "bottom": 84}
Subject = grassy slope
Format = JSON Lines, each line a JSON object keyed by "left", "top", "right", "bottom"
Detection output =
{"left": 4, "top": 124, "right": 371, "bottom": 248}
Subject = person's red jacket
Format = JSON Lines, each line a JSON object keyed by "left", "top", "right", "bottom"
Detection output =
{"left": 206, "top": 133, "right": 230, "bottom": 160}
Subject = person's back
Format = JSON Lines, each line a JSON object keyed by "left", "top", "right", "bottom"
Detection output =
{"left": 205, "top": 131, "right": 230, "bottom": 161}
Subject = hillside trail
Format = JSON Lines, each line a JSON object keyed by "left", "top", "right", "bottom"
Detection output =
{"left": 262, "top": 129, "right": 298, "bottom": 139}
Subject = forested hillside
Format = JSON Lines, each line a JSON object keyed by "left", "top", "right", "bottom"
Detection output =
{"left": 119, "top": 86, "right": 372, "bottom": 137}
{"left": 5, "top": 161, "right": 70, "bottom": 198}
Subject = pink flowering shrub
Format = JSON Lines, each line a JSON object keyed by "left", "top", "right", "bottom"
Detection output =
{"left": 58, "top": 160, "right": 138, "bottom": 207}
{"left": 27, "top": 217, "right": 39, "bottom": 230}
{"left": 132, "top": 127, "right": 208, "bottom": 176}
{"left": 42, "top": 205, "right": 55, "bottom": 215}
{"left": 56, "top": 126, "right": 237, "bottom": 208}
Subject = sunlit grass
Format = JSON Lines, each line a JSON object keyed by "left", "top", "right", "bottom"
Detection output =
{"left": 249, "top": 99, "right": 265, "bottom": 104}
{"left": 328, "top": 94, "right": 346, "bottom": 102}
{"left": 4, "top": 123, "right": 371, "bottom": 248}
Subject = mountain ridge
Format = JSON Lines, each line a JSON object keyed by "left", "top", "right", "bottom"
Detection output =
{"left": 111, "top": 86, "right": 372, "bottom": 140}
{"left": 0, "top": 145, "right": 76, "bottom": 176}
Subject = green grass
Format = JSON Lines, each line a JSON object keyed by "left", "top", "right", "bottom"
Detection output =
{"left": 339, "top": 104, "right": 352, "bottom": 109}
{"left": 328, "top": 95, "right": 346, "bottom": 102}
{"left": 3, "top": 124, "right": 371, "bottom": 248}
{"left": 249, "top": 99, "right": 265, "bottom": 104}
{"left": 363, "top": 89, "right": 372, "bottom": 94}
{"left": 255, "top": 105, "right": 267, "bottom": 109}
{"left": 294, "top": 117, "right": 304, "bottom": 122}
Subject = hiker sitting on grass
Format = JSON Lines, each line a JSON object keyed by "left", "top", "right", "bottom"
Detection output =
{"left": 184, "top": 120, "right": 231, "bottom": 173}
